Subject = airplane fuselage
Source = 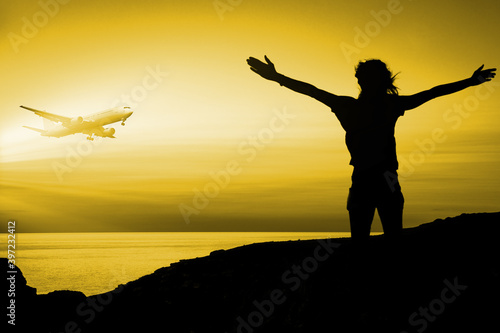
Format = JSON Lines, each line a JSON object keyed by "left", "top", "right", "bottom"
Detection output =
{"left": 29, "top": 106, "right": 133, "bottom": 139}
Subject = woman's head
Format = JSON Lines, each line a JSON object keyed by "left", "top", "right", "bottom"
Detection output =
{"left": 355, "top": 59, "right": 399, "bottom": 96}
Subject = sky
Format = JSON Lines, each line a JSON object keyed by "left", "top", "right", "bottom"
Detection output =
{"left": 1, "top": 0, "right": 499, "bottom": 232}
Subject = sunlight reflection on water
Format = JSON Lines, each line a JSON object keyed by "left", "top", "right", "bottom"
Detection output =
{"left": 13, "top": 232, "right": 358, "bottom": 296}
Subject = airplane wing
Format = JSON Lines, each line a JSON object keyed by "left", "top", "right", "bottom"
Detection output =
{"left": 20, "top": 105, "right": 72, "bottom": 124}
{"left": 23, "top": 125, "right": 47, "bottom": 134}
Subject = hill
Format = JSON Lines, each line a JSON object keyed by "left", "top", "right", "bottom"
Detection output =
{"left": 8, "top": 212, "right": 500, "bottom": 332}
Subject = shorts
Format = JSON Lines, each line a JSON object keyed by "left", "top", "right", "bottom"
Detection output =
{"left": 347, "top": 169, "right": 404, "bottom": 212}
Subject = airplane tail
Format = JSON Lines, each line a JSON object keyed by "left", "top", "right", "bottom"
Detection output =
{"left": 23, "top": 126, "right": 47, "bottom": 134}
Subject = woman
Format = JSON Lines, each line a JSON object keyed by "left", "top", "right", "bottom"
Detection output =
{"left": 246, "top": 56, "right": 495, "bottom": 241}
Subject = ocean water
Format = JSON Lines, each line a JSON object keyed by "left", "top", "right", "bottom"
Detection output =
{"left": 10, "top": 232, "right": 350, "bottom": 296}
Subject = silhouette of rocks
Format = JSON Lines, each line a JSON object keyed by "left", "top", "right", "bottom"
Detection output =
{"left": 13, "top": 212, "right": 500, "bottom": 332}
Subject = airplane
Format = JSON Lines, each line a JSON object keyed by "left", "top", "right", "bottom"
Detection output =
{"left": 21, "top": 105, "right": 133, "bottom": 141}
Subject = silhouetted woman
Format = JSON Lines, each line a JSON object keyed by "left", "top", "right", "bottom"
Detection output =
{"left": 247, "top": 56, "right": 495, "bottom": 242}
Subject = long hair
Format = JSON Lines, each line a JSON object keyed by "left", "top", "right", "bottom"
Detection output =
{"left": 355, "top": 59, "right": 399, "bottom": 96}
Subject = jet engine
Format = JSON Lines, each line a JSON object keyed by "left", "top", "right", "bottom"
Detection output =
{"left": 70, "top": 116, "right": 84, "bottom": 125}
{"left": 103, "top": 128, "right": 116, "bottom": 137}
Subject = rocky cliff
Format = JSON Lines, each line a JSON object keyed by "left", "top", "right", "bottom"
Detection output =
{"left": 8, "top": 212, "right": 500, "bottom": 332}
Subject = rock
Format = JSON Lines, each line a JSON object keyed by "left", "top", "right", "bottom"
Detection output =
{"left": 15, "top": 212, "right": 500, "bottom": 332}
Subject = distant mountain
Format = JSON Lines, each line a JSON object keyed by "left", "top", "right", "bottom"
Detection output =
{"left": 9, "top": 212, "right": 500, "bottom": 332}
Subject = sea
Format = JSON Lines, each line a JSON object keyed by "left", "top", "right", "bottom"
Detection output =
{"left": 8, "top": 232, "right": 353, "bottom": 296}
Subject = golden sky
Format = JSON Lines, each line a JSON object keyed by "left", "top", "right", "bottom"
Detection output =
{"left": 1, "top": 0, "right": 499, "bottom": 232}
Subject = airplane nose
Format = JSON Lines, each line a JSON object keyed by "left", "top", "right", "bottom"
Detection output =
{"left": 126, "top": 111, "right": 133, "bottom": 118}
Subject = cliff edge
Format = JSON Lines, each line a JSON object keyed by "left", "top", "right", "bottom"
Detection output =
{"left": 10, "top": 212, "right": 500, "bottom": 332}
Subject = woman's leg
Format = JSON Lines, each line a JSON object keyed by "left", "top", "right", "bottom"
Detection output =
{"left": 377, "top": 183, "right": 404, "bottom": 239}
{"left": 347, "top": 186, "right": 376, "bottom": 242}
{"left": 349, "top": 208, "right": 376, "bottom": 241}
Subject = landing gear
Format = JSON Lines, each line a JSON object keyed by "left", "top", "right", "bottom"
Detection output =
{"left": 86, "top": 135, "right": 94, "bottom": 141}
{"left": 121, "top": 118, "right": 126, "bottom": 126}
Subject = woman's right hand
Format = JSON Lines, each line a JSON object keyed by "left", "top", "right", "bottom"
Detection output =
{"left": 247, "top": 55, "right": 280, "bottom": 81}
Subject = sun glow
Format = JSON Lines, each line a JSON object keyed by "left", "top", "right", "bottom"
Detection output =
{"left": 1, "top": 0, "right": 499, "bottom": 232}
